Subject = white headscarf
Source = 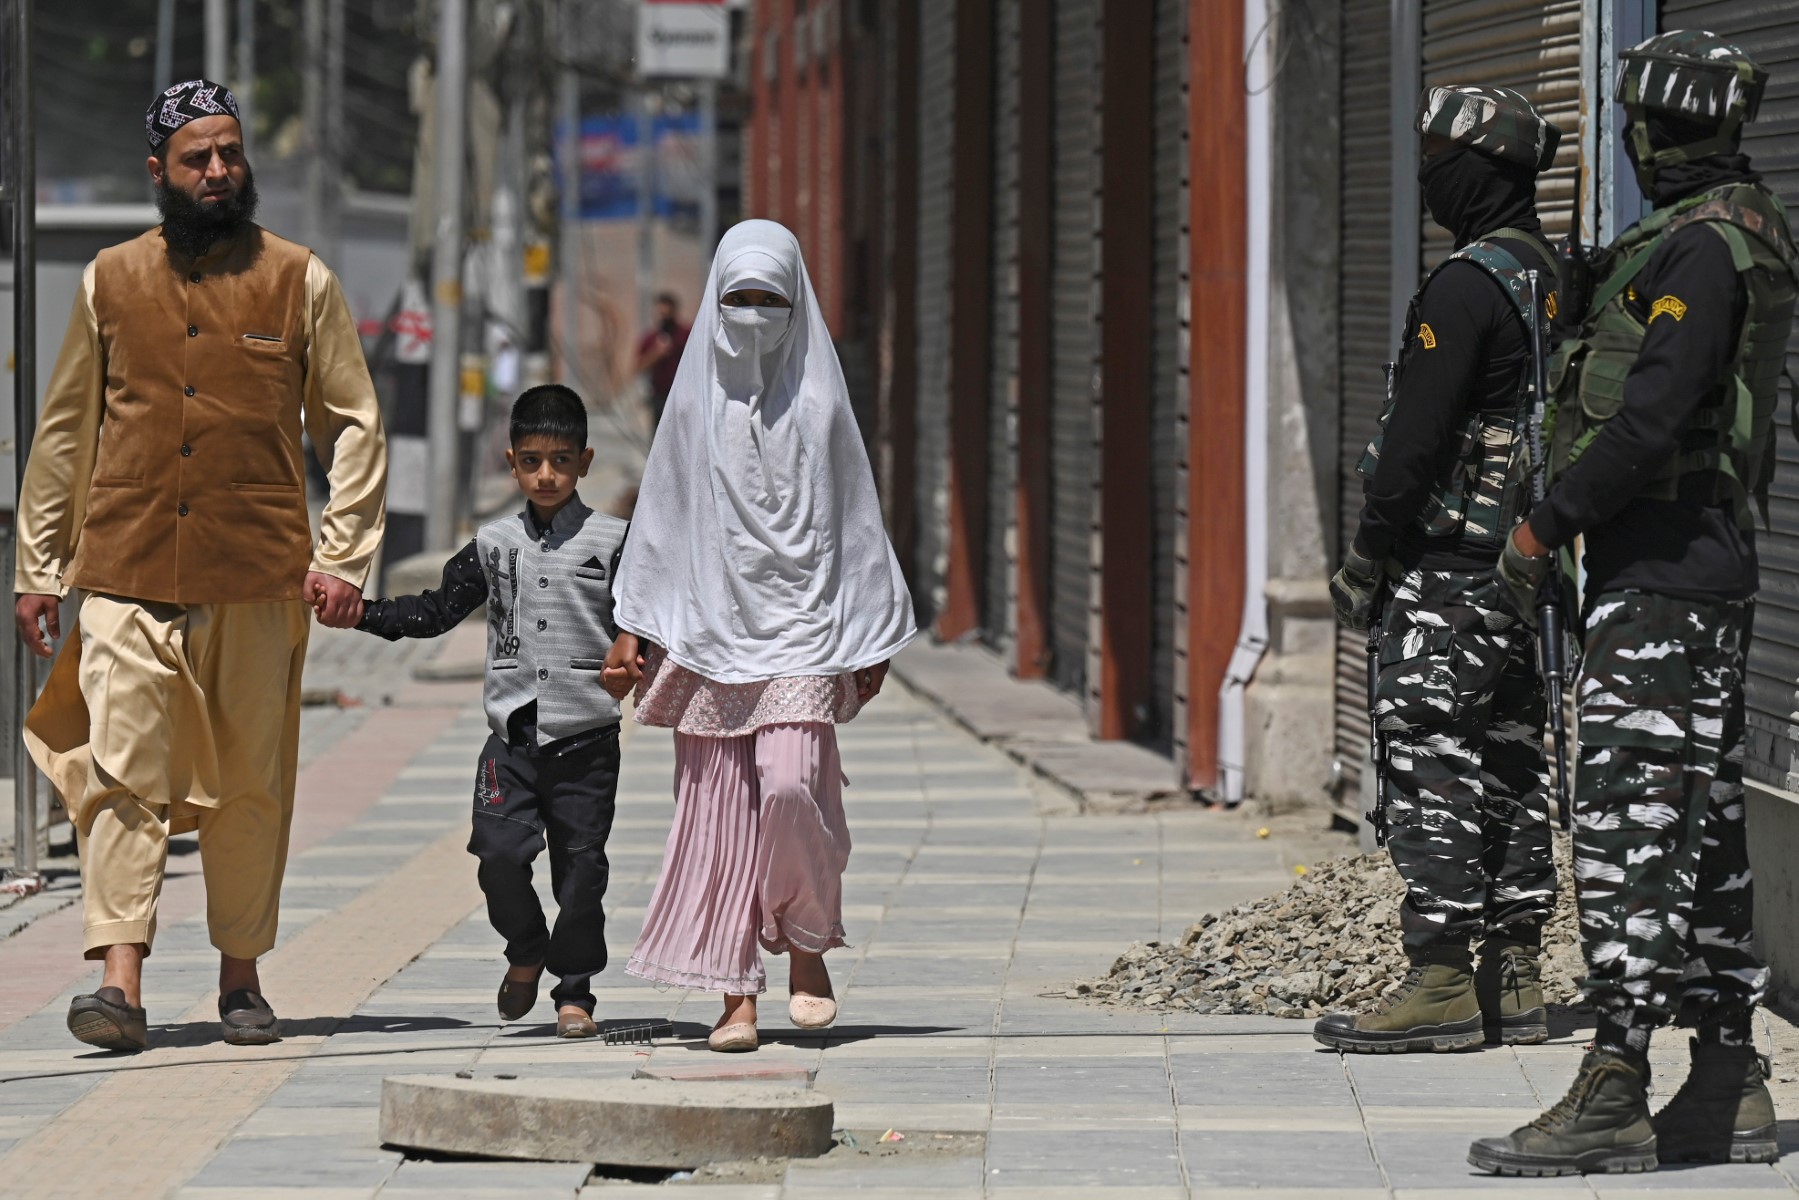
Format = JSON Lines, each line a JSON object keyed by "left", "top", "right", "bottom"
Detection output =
{"left": 613, "top": 219, "right": 918, "bottom": 684}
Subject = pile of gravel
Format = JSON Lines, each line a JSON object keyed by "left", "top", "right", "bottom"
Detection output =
{"left": 1075, "top": 835, "right": 1585, "bottom": 1019}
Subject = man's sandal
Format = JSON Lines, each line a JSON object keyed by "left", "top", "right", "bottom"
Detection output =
{"left": 219, "top": 988, "right": 280, "bottom": 1046}
{"left": 67, "top": 988, "right": 148, "bottom": 1052}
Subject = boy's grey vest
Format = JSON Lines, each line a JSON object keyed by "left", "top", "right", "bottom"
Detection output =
{"left": 475, "top": 497, "right": 629, "bottom": 746}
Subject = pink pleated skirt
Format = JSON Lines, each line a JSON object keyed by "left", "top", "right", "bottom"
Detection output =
{"left": 626, "top": 723, "right": 850, "bottom": 994}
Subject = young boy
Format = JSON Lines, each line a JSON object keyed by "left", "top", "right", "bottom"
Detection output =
{"left": 353, "top": 385, "right": 628, "bottom": 1038}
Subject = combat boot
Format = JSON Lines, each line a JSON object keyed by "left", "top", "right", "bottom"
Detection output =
{"left": 1312, "top": 946, "right": 1483, "bottom": 1053}
{"left": 1467, "top": 1049, "right": 1657, "bottom": 1176}
{"left": 1653, "top": 1038, "right": 1779, "bottom": 1164}
{"left": 1476, "top": 939, "right": 1548, "bottom": 1045}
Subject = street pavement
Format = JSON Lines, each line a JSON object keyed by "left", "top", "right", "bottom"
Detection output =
{"left": 1, "top": 622, "right": 1797, "bottom": 1198}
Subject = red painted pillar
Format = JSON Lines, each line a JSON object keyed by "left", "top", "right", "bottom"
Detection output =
{"left": 1185, "top": 0, "right": 1247, "bottom": 788}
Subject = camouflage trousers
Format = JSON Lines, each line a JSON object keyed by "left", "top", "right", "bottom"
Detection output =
{"left": 1374, "top": 568, "right": 1556, "bottom": 953}
{"left": 1574, "top": 591, "right": 1768, "bottom": 1035}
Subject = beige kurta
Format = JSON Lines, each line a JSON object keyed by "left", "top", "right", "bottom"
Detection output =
{"left": 15, "top": 233, "right": 386, "bottom": 958}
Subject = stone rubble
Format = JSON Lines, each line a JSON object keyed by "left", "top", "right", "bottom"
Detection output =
{"left": 1074, "top": 834, "right": 1586, "bottom": 1019}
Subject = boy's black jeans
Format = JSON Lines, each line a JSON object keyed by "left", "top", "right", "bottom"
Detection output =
{"left": 469, "top": 725, "right": 619, "bottom": 1014}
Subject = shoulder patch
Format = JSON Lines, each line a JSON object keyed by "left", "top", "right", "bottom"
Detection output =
{"left": 1649, "top": 295, "right": 1688, "bottom": 323}
{"left": 1545, "top": 290, "right": 1559, "bottom": 320}
{"left": 1418, "top": 323, "right": 1438, "bottom": 349}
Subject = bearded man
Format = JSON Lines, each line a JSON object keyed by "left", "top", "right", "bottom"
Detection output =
{"left": 12, "top": 80, "right": 387, "bottom": 1051}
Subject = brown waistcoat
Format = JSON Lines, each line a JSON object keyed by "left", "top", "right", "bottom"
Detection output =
{"left": 67, "top": 225, "right": 316, "bottom": 604}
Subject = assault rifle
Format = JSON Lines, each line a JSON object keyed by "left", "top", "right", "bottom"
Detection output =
{"left": 1524, "top": 268, "right": 1573, "bottom": 830}
{"left": 1366, "top": 610, "right": 1390, "bottom": 847}
{"left": 1365, "top": 360, "right": 1396, "bottom": 848}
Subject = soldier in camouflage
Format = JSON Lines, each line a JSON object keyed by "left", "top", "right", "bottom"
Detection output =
{"left": 1471, "top": 31, "right": 1793, "bottom": 1177}
{"left": 1315, "top": 85, "right": 1561, "bottom": 1056}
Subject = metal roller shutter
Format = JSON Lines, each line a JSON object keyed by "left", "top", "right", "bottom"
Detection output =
{"left": 1662, "top": 0, "right": 1799, "bottom": 791}
{"left": 1147, "top": 0, "right": 1186, "bottom": 751}
{"left": 1334, "top": 0, "right": 1395, "bottom": 789}
{"left": 986, "top": 0, "right": 1022, "bottom": 654}
{"left": 914, "top": 0, "right": 956, "bottom": 623}
{"left": 1050, "top": 0, "right": 1099, "bottom": 696}
{"left": 1334, "top": 0, "right": 1587, "bottom": 789}
{"left": 1420, "top": 0, "right": 1583, "bottom": 265}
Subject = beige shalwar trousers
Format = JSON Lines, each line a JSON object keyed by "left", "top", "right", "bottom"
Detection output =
{"left": 25, "top": 593, "right": 311, "bottom": 959}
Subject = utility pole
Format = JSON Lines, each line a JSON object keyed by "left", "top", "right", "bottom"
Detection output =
{"left": 301, "top": 0, "right": 343, "bottom": 265}
{"left": 426, "top": 0, "right": 469, "bottom": 549}
{"left": 154, "top": 0, "right": 175, "bottom": 93}
{"left": 206, "top": 0, "right": 228, "bottom": 82}
{"left": 697, "top": 78, "right": 718, "bottom": 257}
{"left": 323, "top": 0, "right": 344, "bottom": 265}
{"left": 302, "top": 0, "right": 323, "bottom": 249}
{"left": 235, "top": 0, "right": 255, "bottom": 157}
{"left": 557, "top": 0, "right": 581, "bottom": 386}
{"left": 634, "top": 87, "right": 655, "bottom": 332}
{"left": 11, "top": 0, "right": 39, "bottom": 879}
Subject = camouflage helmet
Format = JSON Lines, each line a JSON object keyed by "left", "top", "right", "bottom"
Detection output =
{"left": 1617, "top": 30, "right": 1767, "bottom": 188}
{"left": 1617, "top": 29, "right": 1767, "bottom": 124}
{"left": 1416, "top": 84, "right": 1562, "bottom": 172}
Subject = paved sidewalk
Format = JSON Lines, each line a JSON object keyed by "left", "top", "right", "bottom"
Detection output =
{"left": 0, "top": 646, "right": 1796, "bottom": 1197}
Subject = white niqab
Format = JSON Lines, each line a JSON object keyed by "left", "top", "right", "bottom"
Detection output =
{"left": 614, "top": 220, "right": 918, "bottom": 684}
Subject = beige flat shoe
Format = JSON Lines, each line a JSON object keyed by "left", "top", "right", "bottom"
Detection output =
{"left": 707, "top": 1021, "right": 760, "bottom": 1053}
{"left": 789, "top": 994, "right": 838, "bottom": 1029}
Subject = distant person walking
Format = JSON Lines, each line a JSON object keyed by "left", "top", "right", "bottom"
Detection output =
{"left": 634, "top": 292, "right": 690, "bottom": 432}
{"left": 602, "top": 220, "right": 917, "bottom": 1053}
{"left": 12, "top": 80, "right": 387, "bottom": 1052}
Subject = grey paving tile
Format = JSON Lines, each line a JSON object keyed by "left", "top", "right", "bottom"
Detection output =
{"left": 186, "top": 1134, "right": 401, "bottom": 1189}
{"left": 1182, "top": 1129, "right": 1385, "bottom": 1189}
{"left": 384, "top": 1159, "right": 592, "bottom": 1192}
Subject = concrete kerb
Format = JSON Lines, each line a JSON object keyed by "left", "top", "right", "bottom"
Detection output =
{"left": 378, "top": 1074, "right": 835, "bottom": 1169}
{"left": 888, "top": 641, "right": 1187, "bottom": 814}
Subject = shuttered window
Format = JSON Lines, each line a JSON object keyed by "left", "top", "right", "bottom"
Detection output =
{"left": 914, "top": 0, "right": 956, "bottom": 623}
{"left": 1147, "top": 0, "right": 1188, "bottom": 751}
{"left": 1334, "top": 0, "right": 1585, "bottom": 790}
{"left": 1049, "top": 0, "right": 1100, "bottom": 696}
{"left": 1335, "top": 0, "right": 1396, "bottom": 789}
{"left": 985, "top": 0, "right": 1022, "bottom": 656}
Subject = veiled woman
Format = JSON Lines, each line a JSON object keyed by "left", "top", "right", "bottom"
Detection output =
{"left": 603, "top": 219, "right": 917, "bottom": 1052}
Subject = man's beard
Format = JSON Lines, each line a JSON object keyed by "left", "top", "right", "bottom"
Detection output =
{"left": 157, "top": 170, "right": 259, "bottom": 259}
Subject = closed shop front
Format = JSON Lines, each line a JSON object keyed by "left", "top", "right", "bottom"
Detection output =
{"left": 985, "top": 0, "right": 1022, "bottom": 655}
{"left": 1661, "top": 0, "right": 1799, "bottom": 793}
{"left": 1333, "top": 0, "right": 1585, "bottom": 791}
{"left": 1049, "top": 0, "right": 1100, "bottom": 697}
{"left": 913, "top": 0, "right": 956, "bottom": 623}
{"left": 1147, "top": 0, "right": 1187, "bottom": 750}
{"left": 1334, "top": 0, "right": 1397, "bottom": 791}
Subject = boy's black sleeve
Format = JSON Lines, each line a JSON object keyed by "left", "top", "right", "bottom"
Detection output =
{"left": 1527, "top": 226, "right": 1745, "bottom": 549}
{"left": 357, "top": 539, "right": 488, "bottom": 640}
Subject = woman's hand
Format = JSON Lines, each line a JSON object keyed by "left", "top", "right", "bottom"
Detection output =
{"left": 602, "top": 633, "right": 644, "bottom": 700}
{"left": 855, "top": 661, "right": 890, "bottom": 705}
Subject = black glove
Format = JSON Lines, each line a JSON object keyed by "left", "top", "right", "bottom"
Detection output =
{"left": 1329, "top": 546, "right": 1380, "bottom": 632}
{"left": 1498, "top": 528, "right": 1550, "bottom": 630}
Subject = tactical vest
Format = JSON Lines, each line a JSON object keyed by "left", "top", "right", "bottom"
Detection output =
{"left": 1357, "top": 230, "right": 1548, "bottom": 552}
{"left": 1547, "top": 182, "right": 1799, "bottom": 530}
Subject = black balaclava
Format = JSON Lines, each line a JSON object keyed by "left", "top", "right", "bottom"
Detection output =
{"left": 157, "top": 167, "right": 260, "bottom": 261}
{"left": 1624, "top": 111, "right": 1760, "bottom": 208}
{"left": 1418, "top": 146, "right": 1544, "bottom": 250}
